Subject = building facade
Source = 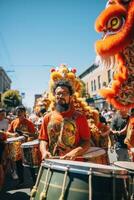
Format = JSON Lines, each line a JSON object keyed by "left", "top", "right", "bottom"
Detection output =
{"left": 0, "top": 67, "right": 12, "bottom": 93}
{"left": 79, "top": 63, "right": 113, "bottom": 110}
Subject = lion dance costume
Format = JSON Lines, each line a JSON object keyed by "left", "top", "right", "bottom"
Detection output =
{"left": 95, "top": 0, "right": 134, "bottom": 110}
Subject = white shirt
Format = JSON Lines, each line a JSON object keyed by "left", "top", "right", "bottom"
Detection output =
{"left": 0, "top": 119, "right": 9, "bottom": 131}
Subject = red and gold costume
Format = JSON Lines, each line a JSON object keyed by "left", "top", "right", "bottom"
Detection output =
{"left": 39, "top": 65, "right": 110, "bottom": 164}
{"left": 8, "top": 117, "right": 35, "bottom": 134}
{"left": 95, "top": 0, "right": 134, "bottom": 110}
{"left": 39, "top": 106, "right": 90, "bottom": 156}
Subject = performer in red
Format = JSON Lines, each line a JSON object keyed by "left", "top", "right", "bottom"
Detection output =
{"left": 39, "top": 65, "right": 91, "bottom": 161}
{"left": 39, "top": 80, "right": 90, "bottom": 160}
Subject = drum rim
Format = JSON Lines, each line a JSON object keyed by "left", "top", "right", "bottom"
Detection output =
{"left": 42, "top": 159, "right": 128, "bottom": 177}
{"left": 21, "top": 139, "right": 39, "bottom": 147}
{"left": 114, "top": 161, "right": 134, "bottom": 172}
{"left": 6, "top": 136, "right": 25, "bottom": 143}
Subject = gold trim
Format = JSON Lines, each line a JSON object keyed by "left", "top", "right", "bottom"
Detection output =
{"left": 40, "top": 180, "right": 88, "bottom": 193}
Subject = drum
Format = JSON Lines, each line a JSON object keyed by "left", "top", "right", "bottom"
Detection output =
{"left": 30, "top": 159, "right": 128, "bottom": 200}
{"left": 6, "top": 136, "right": 25, "bottom": 161}
{"left": 114, "top": 161, "right": 134, "bottom": 199}
{"left": 21, "top": 139, "right": 41, "bottom": 168}
{"left": 83, "top": 147, "right": 107, "bottom": 164}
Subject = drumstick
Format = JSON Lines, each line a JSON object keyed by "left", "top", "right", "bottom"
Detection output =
{"left": 15, "top": 129, "right": 36, "bottom": 138}
{"left": 47, "top": 148, "right": 105, "bottom": 160}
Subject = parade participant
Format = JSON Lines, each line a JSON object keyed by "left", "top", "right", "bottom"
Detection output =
{"left": 110, "top": 110, "right": 130, "bottom": 161}
{"left": 39, "top": 65, "right": 91, "bottom": 161}
{"left": 39, "top": 80, "right": 90, "bottom": 160}
{"left": 8, "top": 106, "right": 35, "bottom": 137}
{"left": 87, "top": 109, "right": 110, "bottom": 164}
{"left": 124, "top": 108, "right": 134, "bottom": 161}
{"left": 33, "top": 93, "right": 51, "bottom": 132}
{"left": 35, "top": 107, "right": 47, "bottom": 131}
{"left": 7, "top": 105, "right": 36, "bottom": 186}
{"left": 0, "top": 108, "right": 9, "bottom": 190}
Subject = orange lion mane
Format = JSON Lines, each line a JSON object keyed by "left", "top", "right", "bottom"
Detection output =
{"left": 95, "top": 0, "right": 134, "bottom": 110}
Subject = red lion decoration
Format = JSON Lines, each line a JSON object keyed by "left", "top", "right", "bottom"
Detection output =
{"left": 95, "top": 0, "right": 134, "bottom": 110}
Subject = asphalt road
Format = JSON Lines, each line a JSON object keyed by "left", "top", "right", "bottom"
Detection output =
{"left": 0, "top": 167, "right": 38, "bottom": 200}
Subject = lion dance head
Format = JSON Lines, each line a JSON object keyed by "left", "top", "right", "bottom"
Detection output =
{"left": 95, "top": 0, "right": 134, "bottom": 110}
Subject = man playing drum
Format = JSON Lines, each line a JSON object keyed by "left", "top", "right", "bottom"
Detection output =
{"left": 39, "top": 80, "right": 90, "bottom": 161}
{"left": 7, "top": 105, "right": 36, "bottom": 187}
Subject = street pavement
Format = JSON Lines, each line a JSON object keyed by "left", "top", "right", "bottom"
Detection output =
{"left": 0, "top": 150, "right": 118, "bottom": 200}
{"left": 0, "top": 167, "right": 37, "bottom": 200}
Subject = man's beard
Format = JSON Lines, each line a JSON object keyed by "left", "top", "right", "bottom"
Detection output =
{"left": 56, "top": 103, "right": 69, "bottom": 112}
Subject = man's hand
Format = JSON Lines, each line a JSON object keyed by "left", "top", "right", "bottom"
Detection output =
{"left": 6, "top": 132, "right": 19, "bottom": 137}
{"left": 42, "top": 151, "right": 52, "bottom": 161}
{"left": 60, "top": 149, "right": 78, "bottom": 160}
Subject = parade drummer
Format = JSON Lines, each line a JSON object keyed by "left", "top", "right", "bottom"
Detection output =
{"left": 39, "top": 80, "right": 90, "bottom": 161}
{"left": 7, "top": 105, "right": 36, "bottom": 187}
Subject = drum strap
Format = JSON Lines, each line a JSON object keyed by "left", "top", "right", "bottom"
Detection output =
{"left": 88, "top": 168, "right": 92, "bottom": 200}
{"left": 30, "top": 164, "right": 43, "bottom": 198}
{"left": 59, "top": 167, "right": 69, "bottom": 200}
{"left": 40, "top": 166, "right": 52, "bottom": 200}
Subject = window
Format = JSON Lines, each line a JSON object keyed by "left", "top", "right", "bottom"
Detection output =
{"left": 108, "top": 69, "right": 111, "bottom": 83}
{"left": 98, "top": 75, "right": 101, "bottom": 89}
{"left": 94, "top": 80, "right": 96, "bottom": 91}
{"left": 91, "top": 80, "right": 93, "bottom": 91}
{"left": 86, "top": 82, "right": 88, "bottom": 93}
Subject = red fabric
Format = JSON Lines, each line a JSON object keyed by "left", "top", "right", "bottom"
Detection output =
{"left": 39, "top": 108, "right": 90, "bottom": 156}
{"left": 8, "top": 117, "right": 35, "bottom": 133}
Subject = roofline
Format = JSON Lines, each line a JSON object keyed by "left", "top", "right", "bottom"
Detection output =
{"left": 79, "top": 63, "right": 99, "bottom": 79}
{"left": 0, "top": 66, "right": 12, "bottom": 83}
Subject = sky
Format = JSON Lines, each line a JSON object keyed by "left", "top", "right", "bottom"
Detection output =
{"left": 0, "top": 0, "right": 107, "bottom": 109}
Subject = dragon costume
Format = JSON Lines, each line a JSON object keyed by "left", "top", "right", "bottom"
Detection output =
{"left": 95, "top": 0, "right": 134, "bottom": 110}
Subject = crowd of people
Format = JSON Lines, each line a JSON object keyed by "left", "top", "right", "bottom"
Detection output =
{"left": 0, "top": 74, "right": 134, "bottom": 196}
{"left": 0, "top": 94, "right": 133, "bottom": 192}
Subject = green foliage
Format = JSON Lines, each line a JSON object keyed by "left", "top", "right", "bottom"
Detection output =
{"left": 2, "top": 90, "right": 22, "bottom": 108}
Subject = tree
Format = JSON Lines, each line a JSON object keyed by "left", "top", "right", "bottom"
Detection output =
{"left": 2, "top": 90, "right": 22, "bottom": 109}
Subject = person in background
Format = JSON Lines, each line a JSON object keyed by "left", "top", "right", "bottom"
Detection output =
{"left": 110, "top": 110, "right": 130, "bottom": 161}
{"left": 96, "top": 107, "right": 107, "bottom": 125}
{"left": 39, "top": 80, "right": 90, "bottom": 161}
{"left": 124, "top": 108, "right": 134, "bottom": 161}
{"left": 35, "top": 107, "right": 47, "bottom": 132}
{"left": 0, "top": 108, "right": 9, "bottom": 190}
{"left": 7, "top": 105, "right": 36, "bottom": 187}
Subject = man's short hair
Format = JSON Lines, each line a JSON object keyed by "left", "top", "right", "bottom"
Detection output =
{"left": 16, "top": 105, "right": 26, "bottom": 112}
{"left": 53, "top": 80, "right": 74, "bottom": 95}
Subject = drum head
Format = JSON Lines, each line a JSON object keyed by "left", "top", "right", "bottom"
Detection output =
{"left": 114, "top": 161, "right": 134, "bottom": 172}
{"left": 7, "top": 136, "right": 25, "bottom": 143}
{"left": 84, "top": 147, "right": 106, "bottom": 158}
{"left": 21, "top": 139, "right": 39, "bottom": 147}
{"left": 43, "top": 159, "right": 127, "bottom": 176}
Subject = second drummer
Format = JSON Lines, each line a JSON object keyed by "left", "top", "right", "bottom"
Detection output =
{"left": 7, "top": 105, "right": 36, "bottom": 187}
